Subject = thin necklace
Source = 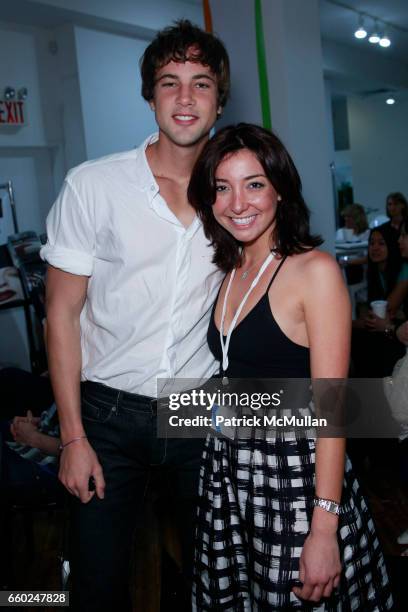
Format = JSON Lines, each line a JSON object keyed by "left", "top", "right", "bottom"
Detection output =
{"left": 240, "top": 263, "right": 257, "bottom": 280}
{"left": 239, "top": 249, "right": 275, "bottom": 280}
{"left": 219, "top": 251, "right": 275, "bottom": 385}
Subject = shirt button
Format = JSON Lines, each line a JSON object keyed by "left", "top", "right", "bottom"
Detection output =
{"left": 150, "top": 186, "right": 155, "bottom": 191}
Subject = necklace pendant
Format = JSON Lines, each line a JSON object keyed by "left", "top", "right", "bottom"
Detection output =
{"left": 241, "top": 271, "right": 249, "bottom": 280}
{"left": 222, "top": 376, "right": 229, "bottom": 386}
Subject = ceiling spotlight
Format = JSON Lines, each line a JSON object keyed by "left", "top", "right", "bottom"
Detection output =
{"left": 354, "top": 15, "right": 367, "bottom": 39}
{"left": 379, "top": 32, "right": 391, "bottom": 48}
{"left": 4, "top": 87, "right": 16, "bottom": 100}
{"left": 369, "top": 20, "right": 380, "bottom": 44}
{"left": 18, "top": 87, "right": 28, "bottom": 100}
{"left": 386, "top": 97, "right": 395, "bottom": 105}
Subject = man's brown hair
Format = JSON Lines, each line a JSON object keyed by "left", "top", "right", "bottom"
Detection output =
{"left": 140, "top": 19, "right": 230, "bottom": 108}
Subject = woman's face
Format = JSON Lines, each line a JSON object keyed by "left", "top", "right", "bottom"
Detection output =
{"left": 398, "top": 227, "right": 408, "bottom": 259}
{"left": 387, "top": 198, "right": 404, "bottom": 219}
{"left": 343, "top": 214, "right": 356, "bottom": 231}
{"left": 212, "top": 149, "right": 280, "bottom": 247}
{"left": 368, "top": 231, "right": 388, "bottom": 264}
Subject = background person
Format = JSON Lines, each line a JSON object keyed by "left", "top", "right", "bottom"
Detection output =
{"left": 337, "top": 203, "right": 369, "bottom": 285}
{"left": 352, "top": 225, "right": 408, "bottom": 378}
{"left": 384, "top": 191, "right": 408, "bottom": 236}
{"left": 339, "top": 203, "right": 369, "bottom": 241}
{"left": 0, "top": 405, "right": 61, "bottom": 504}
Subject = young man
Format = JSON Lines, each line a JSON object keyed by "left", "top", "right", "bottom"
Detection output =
{"left": 41, "top": 20, "right": 230, "bottom": 611}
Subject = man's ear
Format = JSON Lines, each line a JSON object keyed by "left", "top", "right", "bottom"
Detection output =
{"left": 149, "top": 100, "right": 155, "bottom": 112}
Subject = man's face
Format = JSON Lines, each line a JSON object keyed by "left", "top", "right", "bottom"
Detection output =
{"left": 150, "top": 58, "right": 221, "bottom": 148}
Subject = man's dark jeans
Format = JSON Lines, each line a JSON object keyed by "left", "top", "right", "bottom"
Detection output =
{"left": 70, "top": 381, "right": 204, "bottom": 612}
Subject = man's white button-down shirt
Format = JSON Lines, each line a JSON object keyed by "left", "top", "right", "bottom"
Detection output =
{"left": 41, "top": 133, "right": 222, "bottom": 397}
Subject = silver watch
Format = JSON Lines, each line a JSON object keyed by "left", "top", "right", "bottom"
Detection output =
{"left": 313, "top": 496, "right": 341, "bottom": 515}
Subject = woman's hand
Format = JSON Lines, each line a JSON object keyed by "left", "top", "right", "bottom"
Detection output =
{"left": 397, "top": 321, "right": 408, "bottom": 345}
{"left": 364, "top": 312, "right": 390, "bottom": 332}
{"left": 10, "top": 410, "right": 41, "bottom": 447}
{"left": 292, "top": 531, "right": 341, "bottom": 602}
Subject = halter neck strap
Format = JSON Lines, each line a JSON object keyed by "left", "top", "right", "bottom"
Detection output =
{"left": 220, "top": 251, "right": 275, "bottom": 373}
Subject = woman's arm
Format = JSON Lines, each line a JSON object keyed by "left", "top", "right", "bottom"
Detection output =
{"left": 387, "top": 279, "right": 408, "bottom": 318}
{"left": 292, "top": 251, "right": 351, "bottom": 603}
{"left": 30, "top": 431, "right": 61, "bottom": 456}
{"left": 305, "top": 252, "right": 350, "bottom": 505}
{"left": 11, "top": 418, "right": 60, "bottom": 456}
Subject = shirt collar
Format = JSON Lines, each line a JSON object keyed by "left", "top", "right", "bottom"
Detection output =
{"left": 134, "top": 132, "right": 202, "bottom": 235}
{"left": 134, "top": 132, "right": 160, "bottom": 203}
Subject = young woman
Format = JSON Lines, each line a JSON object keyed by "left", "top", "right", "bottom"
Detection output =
{"left": 352, "top": 225, "right": 407, "bottom": 377}
{"left": 188, "top": 124, "right": 392, "bottom": 610}
{"left": 340, "top": 203, "right": 369, "bottom": 241}
{"left": 366, "top": 225, "right": 406, "bottom": 317}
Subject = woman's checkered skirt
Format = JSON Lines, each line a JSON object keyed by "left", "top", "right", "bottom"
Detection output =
{"left": 192, "top": 435, "right": 393, "bottom": 611}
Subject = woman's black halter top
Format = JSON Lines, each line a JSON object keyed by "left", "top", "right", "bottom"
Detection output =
{"left": 207, "top": 256, "right": 311, "bottom": 378}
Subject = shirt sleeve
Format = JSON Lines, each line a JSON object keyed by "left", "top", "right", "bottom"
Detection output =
{"left": 40, "top": 178, "right": 95, "bottom": 276}
{"left": 397, "top": 263, "right": 408, "bottom": 282}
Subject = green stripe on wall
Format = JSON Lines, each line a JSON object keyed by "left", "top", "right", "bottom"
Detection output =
{"left": 254, "top": 0, "right": 272, "bottom": 129}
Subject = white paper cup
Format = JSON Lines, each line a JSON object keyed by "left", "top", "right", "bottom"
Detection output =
{"left": 370, "top": 300, "right": 387, "bottom": 319}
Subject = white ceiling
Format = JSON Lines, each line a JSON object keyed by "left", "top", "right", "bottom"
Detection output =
{"left": 320, "top": 0, "right": 408, "bottom": 66}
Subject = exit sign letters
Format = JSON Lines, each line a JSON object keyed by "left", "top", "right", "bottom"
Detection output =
{"left": 0, "top": 100, "right": 27, "bottom": 126}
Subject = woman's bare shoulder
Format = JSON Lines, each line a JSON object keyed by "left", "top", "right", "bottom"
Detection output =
{"left": 291, "top": 249, "right": 340, "bottom": 278}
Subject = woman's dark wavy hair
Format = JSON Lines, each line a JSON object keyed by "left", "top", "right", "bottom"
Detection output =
{"left": 188, "top": 123, "right": 322, "bottom": 272}
{"left": 367, "top": 224, "right": 402, "bottom": 302}
{"left": 140, "top": 19, "right": 230, "bottom": 108}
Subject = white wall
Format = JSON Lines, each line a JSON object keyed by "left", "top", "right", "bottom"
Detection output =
{"left": 24, "top": 0, "right": 203, "bottom": 32}
{"left": 0, "top": 22, "right": 60, "bottom": 236}
{"left": 0, "top": 150, "right": 54, "bottom": 239}
{"left": 348, "top": 95, "right": 408, "bottom": 216}
{"left": 0, "top": 22, "right": 57, "bottom": 369}
{"left": 263, "top": 0, "right": 336, "bottom": 252}
{"left": 53, "top": 24, "right": 87, "bottom": 171}
{"left": 0, "top": 23, "right": 48, "bottom": 147}
{"left": 74, "top": 26, "right": 157, "bottom": 159}
{"left": 211, "top": 0, "right": 262, "bottom": 129}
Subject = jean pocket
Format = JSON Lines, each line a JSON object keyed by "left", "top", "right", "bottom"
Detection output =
{"left": 81, "top": 395, "right": 116, "bottom": 424}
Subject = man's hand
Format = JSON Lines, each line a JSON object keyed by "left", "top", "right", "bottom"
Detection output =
{"left": 292, "top": 531, "right": 341, "bottom": 603}
{"left": 59, "top": 438, "right": 105, "bottom": 503}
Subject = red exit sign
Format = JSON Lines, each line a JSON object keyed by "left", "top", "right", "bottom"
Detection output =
{"left": 0, "top": 100, "right": 27, "bottom": 126}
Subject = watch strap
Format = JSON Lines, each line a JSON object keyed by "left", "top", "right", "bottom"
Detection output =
{"left": 313, "top": 496, "right": 341, "bottom": 515}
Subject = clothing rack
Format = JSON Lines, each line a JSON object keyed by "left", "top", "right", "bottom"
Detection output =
{"left": 0, "top": 180, "right": 19, "bottom": 234}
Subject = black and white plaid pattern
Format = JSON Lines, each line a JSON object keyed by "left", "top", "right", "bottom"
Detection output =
{"left": 193, "top": 435, "right": 393, "bottom": 611}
